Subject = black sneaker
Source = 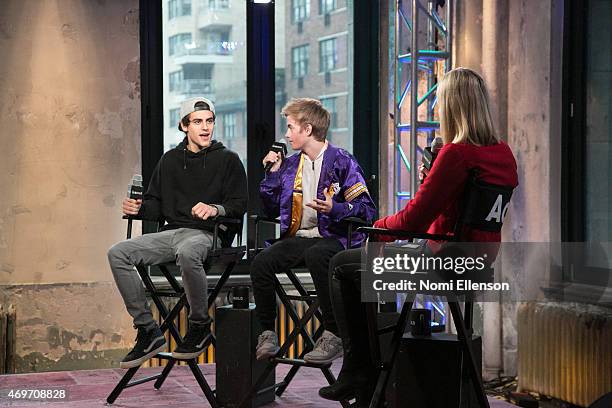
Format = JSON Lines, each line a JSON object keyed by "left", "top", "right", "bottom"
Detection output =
{"left": 119, "top": 325, "right": 166, "bottom": 369}
{"left": 172, "top": 322, "right": 211, "bottom": 360}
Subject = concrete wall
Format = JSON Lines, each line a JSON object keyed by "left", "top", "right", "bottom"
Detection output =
{"left": 454, "top": 0, "right": 564, "bottom": 376}
{"left": 0, "top": 0, "right": 140, "bottom": 372}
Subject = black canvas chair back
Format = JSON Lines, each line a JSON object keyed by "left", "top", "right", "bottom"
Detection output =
{"left": 106, "top": 215, "right": 246, "bottom": 408}
{"left": 239, "top": 215, "right": 369, "bottom": 408}
{"left": 358, "top": 173, "right": 515, "bottom": 408}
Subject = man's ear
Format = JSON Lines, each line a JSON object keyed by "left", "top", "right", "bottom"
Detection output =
{"left": 304, "top": 123, "right": 313, "bottom": 136}
{"left": 180, "top": 122, "right": 188, "bottom": 132}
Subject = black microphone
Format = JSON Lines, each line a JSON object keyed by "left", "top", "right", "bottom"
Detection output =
{"left": 127, "top": 174, "right": 143, "bottom": 199}
{"left": 264, "top": 140, "right": 288, "bottom": 172}
{"left": 422, "top": 137, "right": 443, "bottom": 172}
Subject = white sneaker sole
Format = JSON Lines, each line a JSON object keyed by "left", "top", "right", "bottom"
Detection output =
{"left": 303, "top": 348, "right": 343, "bottom": 364}
{"left": 119, "top": 342, "right": 166, "bottom": 369}
{"left": 172, "top": 333, "right": 212, "bottom": 360}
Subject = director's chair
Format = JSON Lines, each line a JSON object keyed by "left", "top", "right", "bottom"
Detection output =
{"left": 106, "top": 215, "right": 245, "bottom": 408}
{"left": 358, "top": 174, "right": 514, "bottom": 408}
{"left": 239, "top": 215, "right": 369, "bottom": 408}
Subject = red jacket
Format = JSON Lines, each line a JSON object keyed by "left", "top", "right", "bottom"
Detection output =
{"left": 374, "top": 141, "right": 518, "bottom": 243}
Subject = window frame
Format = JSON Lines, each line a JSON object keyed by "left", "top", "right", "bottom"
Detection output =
{"left": 291, "top": 44, "right": 309, "bottom": 79}
{"left": 561, "top": 0, "right": 612, "bottom": 290}
{"left": 319, "top": 0, "right": 336, "bottom": 15}
{"left": 168, "top": 32, "right": 192, "bottom": 56}
{"left": 140, "top": 0, "right": 379, "bottom": 237}
{"left": 292, "top": 0, "right": 310, "bottom": 23}
{"left": 319, "top": 37, "right": 337, "bottom": 72}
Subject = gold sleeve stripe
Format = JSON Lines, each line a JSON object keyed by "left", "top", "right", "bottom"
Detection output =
{"left": 345, "top": 185, "right": 368, "bottom": 202}
{"left": 344, "top": 182, "right": 365, "bottom": 199}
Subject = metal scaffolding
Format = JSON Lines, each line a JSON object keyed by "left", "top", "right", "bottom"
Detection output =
{"left": 392, "top": 0, "right": 453, "bottom": 327}
{"left": 393, "top": 0, "right": 452, "bottom": 209}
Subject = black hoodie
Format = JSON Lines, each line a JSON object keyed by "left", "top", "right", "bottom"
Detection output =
{"left": 138, "top": 138, "right": 248, "bottom": 241}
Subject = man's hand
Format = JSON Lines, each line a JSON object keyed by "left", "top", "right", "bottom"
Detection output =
{"left": 192, "top": 202, "right": 218, "bottom": 220}
{"left": 122, "top": 198, "right": 142, "bottom": 215}
{"left": 306, "top": 188, "right": 333, "bottom": 214}
{"left": 262, "top": 151, "right": 282, "bottom": 172}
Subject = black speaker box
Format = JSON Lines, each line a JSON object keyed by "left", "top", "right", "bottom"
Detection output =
{"left": 388, "top": 332, "right": 483, "bottom": 408}
{"left": 215, "top": 304, "right": 275, "bottom": 408}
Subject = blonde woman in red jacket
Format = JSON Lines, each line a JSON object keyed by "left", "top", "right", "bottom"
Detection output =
{"left": 318, "top": 68, "right": 519, "bottom": 406}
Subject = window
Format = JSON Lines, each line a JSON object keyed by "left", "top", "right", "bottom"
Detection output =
{"left": 168, "top": 0, "right": 191, "bottom": 19}
{"left": 163, "top": 0, "right": 245, "bottom": 154}
{"left": 223, "top": 112, "right": 237, "bottom": 139}
{"left": 168, "top": 70, "right": 183, "bottom": 92}
{"left": 562, "top": 0, "right": 612, "bottom": 291}
{"left": 321, "top": 97, "right": 337, "bottom": 129}
{"left": 319, "top": 38, "right": 337, "bottom": 72}
{"left": 319, "top": 0, "right": 336, "bottom": 14}
{"left": 209, "top": 0, "right": 229, "bottom": 9}
{"left": 277, "top": 1, "right": 354, "bottom": 152}
{"left": 169, "top": 108, "right": 180, "bottom": 128}
{"left": 169, "top": 33, "right": 192, "bottom": 56}
{"left": 200, "top": 28, "right": 231, "bottom": 55}
{"left": 292, "top": 45, "right": 309, "bottom": 79}
{"left": 292, "top": 0, "right": 310, "bottom": 23}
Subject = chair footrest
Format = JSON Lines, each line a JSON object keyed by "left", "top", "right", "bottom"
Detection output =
{"left": 125, "top": 373, "right": 163, "bottom": 388}
{"left": 285, "top": 294, "right": 315, "bottom": 302}
{"left": 155, "top": 352, "right": 175, "bottom": 360}
{"left": 271, "top": 357, "right": 331, "bottom": 368}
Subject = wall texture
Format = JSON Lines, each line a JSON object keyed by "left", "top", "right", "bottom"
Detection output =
{"left": 454, "top": 0, "right": 564, "bottom": 376}
{"left": 0, "top": 0, "right": 140, "bottom": 372}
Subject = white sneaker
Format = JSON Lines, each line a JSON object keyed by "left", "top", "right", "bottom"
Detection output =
{"left": 256, "top": 330, "right": 280, "bottom": 360}
{"left": 303, "top": 330, "right": 343, "bottom": 364}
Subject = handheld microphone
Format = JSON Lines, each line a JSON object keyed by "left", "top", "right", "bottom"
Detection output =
{"left": 128, "top": 174, "right": 143, "bottom": 200}
{"left": 422, "top": 137, "right": 443, "bottom": 171}
{"left": 264, "top": 140, "right": 288, "bottom": 172}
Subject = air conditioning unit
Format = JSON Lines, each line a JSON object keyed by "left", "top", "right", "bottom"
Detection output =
{"left": 324, "top": 71, "right": 331, "bottom": 85}
{"left": 324, "top": 13, "right": 331, "bottom": 26}
{"left": 297, "top": 21, "right": 303, "bottom": 34}
{"left": 298, "top": 77, "right": 304, "bottom": 89}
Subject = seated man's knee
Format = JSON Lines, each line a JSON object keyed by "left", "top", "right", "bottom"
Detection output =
{"left": 250, "top": 249, "right": 276, "bottom": 280}
{"left": 107, "top": 241, "right": 130, "bottom": 264}
{"left": 175, "top": 246, "right": 206, "bottom": 269}
{"left": 330, "top": 250, "right": 361, "bottom": 281}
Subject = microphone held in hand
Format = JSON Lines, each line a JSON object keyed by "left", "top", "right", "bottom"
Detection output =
{"left": 264, "top": 140, "right": 288, "bottom": 172}
{"left": 128, "top": 174, "right": 143, "bottom": 199}
{"left": 422, "top": 137, "right": 443, "bottom": 172}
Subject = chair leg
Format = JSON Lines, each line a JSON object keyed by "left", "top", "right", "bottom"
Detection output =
{"left": 275, "top": 322, "right": 325, "bottom": 396}
{"left": 369, "top": 299, "right": 412, "bottom": 408}
{"left": 154, "top": 359, "right": 175, "bottom": 389}
{"left": 187, "top": 359, "right": 219, "bottom": 408}
{"left": 106, "top": 366, "right": 139, "bottom": 404}
{"left": 448, "top": 301, "right": 489, "bottom": 408}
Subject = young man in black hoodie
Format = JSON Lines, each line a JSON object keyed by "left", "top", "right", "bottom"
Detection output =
{"left": 108, "top": 97, "right": 247, "bottom": 368}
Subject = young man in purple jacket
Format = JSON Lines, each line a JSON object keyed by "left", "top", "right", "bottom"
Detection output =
{"left": 251, "top": 98, "right": 377, "bottom": 364}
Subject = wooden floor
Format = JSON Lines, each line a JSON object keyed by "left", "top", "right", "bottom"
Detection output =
{"left": 0, "top": 362, "right": 517, "bottom": 407}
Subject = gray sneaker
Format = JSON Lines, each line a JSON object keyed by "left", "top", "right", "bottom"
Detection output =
{"left": 256, "top": 330, "right": 280, "bottom": 360}
{"left": 303, "top": 330, "right": 343, "bottom": 364}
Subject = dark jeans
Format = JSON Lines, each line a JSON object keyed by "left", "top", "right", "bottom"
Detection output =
{"left": 328, "top": 248, "right": 375, "bottom": 376}
{"left": 330, "top": 244, "right": 426, "bottom": 379}
{"left": 250, "top": 237, "right": 344, "bottom": 334}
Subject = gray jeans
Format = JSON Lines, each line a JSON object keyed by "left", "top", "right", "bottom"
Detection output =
{"left": 108, "top": 228, "right": 214, "bottom": 328}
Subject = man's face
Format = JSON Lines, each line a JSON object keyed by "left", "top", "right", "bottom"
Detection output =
{"left": 182, "top": 110, "right": 215, "bottom": 151}
{"left": 284, "top": 115, "right": 312, "bottom": 151}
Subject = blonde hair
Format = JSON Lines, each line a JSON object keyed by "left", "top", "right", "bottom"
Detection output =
{"left": 281, "top": 98, "right": 330, "bottom": 142}
{"left": 437, "top": 67, "right": 499, "bottom": 146}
